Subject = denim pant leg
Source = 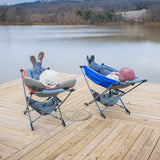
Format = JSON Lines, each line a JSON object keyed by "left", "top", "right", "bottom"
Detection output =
{"left": 89, "top": 61, "right": 111, "bottom": 76}
{"left": 89, "top": 61, "right": 101, "bottom": 72}
{"left": 33, "top": 62, "right": 43, "bottom": 80}
{"left": 99, "top": 66, "right": 111, "bottom": 75}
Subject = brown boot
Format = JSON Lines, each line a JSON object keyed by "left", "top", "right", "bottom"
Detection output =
{"left": 30, "top": 56, "right": 36, "bottom": 67}
{"left": 38, "top": 52, "right": 44, "bottom": 64}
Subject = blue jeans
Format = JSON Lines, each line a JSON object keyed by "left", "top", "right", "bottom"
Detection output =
{"left": 33, "top": 62, "right": 43, "bottom": 80}
{"left": 89, "top": 61, "right": 111, "bottom": 76}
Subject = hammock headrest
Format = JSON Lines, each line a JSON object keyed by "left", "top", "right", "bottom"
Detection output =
{"left": 57, "top": 79, "right": 76, "bottom": 89}
{"left": 23, "top": 77, "right": 76, "bottom": 92}
{"left": 23, "top": 77, "right": 44, "bottom": 91}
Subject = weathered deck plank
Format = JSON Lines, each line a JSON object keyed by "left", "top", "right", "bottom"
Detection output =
{"left": 0, "top": 72, "right": 160, "bottom": 160}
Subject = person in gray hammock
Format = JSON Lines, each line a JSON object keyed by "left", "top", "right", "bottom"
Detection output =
{"left": 30, "top": 52, "right": 60, "bottom": 89}
{"left": 24, "top": 52, "right": 76, "bottom": 92}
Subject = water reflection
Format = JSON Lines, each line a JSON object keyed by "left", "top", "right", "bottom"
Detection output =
{"left": 0, "top": 25, "right": 160, "bottom": 84}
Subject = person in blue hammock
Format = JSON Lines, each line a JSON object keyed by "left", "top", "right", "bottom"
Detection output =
{"left": 87, "top": 55, "right": 135, "bottom": 82}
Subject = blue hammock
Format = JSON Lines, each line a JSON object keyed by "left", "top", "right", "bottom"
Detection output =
{"left": 83, "top": 65, "right": 120, "bottom": 88}
{"left": 80, "top": 65, "right": 147, "bottom": 118}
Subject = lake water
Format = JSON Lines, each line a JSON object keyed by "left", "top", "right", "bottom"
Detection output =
{"left": 0, "top": 25, "right": 160, "bottom": 84}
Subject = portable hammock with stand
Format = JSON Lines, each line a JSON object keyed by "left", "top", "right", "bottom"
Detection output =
{"left": 20, "top": 68, "right": 76, "bottom": 130}
{"left": 80, "top": 64, "right": 147, "bottom": 118}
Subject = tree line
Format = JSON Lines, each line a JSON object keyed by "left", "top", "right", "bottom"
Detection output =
{"left": 0, "top": 0, "right": 160, "bottom": 25}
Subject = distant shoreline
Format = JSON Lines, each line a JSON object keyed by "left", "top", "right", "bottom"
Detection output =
{"left": 1, "top": 1, "right": 160, "bottom": 27}
{"left": 1, "top": 22, "right": 160, "bottom": 26}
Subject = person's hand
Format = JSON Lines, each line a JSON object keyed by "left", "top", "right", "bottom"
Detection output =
{"left": 110, "top": 72, "right": 115, "bottom": 75}
{"left": 110, "top": 72, "right": 119, "bottom": 76}
{"left": 44, "top": 86, "right": 56, "bottom": 90}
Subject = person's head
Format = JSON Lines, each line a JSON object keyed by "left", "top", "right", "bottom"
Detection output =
{"left": 40, "top": 70, "right": 60, "bottom": 88}
{"left": 119, "top": 67, "right": 135, "bottom": 82}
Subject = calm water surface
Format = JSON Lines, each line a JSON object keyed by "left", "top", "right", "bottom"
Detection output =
{"left": 0, "top": 25, "right": 160, "bottom": 84}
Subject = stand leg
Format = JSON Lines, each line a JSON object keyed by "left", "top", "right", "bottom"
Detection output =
{"left": 120, "top": 98, "right": 130, "bottom": 114}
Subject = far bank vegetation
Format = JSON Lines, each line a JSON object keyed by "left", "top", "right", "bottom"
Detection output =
{"left": 0, "top": 0, "right": 160, "bottom": 25}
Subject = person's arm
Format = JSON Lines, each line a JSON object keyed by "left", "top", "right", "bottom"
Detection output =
{"left": 44, "top": 86, "right": 57, "bottom": 90}
{"left": 110, "top": 72, "right": 119, "bottom": 76}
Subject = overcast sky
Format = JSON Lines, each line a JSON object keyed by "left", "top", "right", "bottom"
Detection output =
{"left": 0, "top": 0, "right": 37, "bottom": 5}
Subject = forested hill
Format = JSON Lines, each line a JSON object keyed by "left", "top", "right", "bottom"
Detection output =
{"left": 12, "top": 0, "right": 160, "bottom": 13}
{"left": 0, "top": 0, "right": 160, "bottom": 24}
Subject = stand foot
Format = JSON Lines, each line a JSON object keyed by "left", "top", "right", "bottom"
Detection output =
{"left": 125, "top": 108, "right": 130, "bottom": 114}
{"left": 62, "top": 120, "right": 66, "bottom": 127}
{"left": 30, "top": 123, "right": 34, "bottom": 131}
{"left": 23, "top": 110, "right": 27, "bottom": 114}
{"left": 85, "top": 103, "right": 89, "bottom": 106}
{"left": 100, "top": 112, "right": 106, "bottom": 119}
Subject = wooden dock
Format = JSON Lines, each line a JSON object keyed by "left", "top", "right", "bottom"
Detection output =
{"left": 0, "top": 73, "right": 160, "bottom": 160}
